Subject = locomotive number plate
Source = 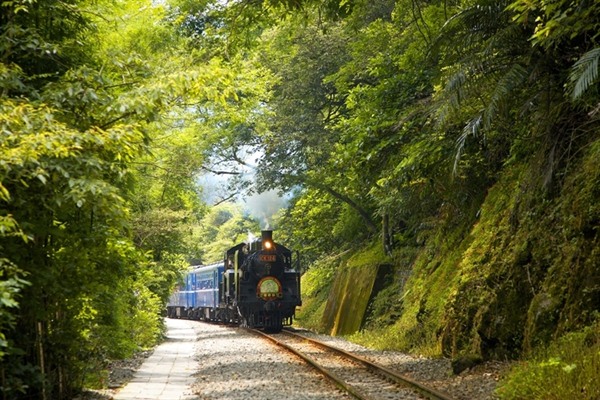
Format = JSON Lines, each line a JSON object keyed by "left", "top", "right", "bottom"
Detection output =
{"left": 259, "top": 254, "right": 277, "bottom": 262}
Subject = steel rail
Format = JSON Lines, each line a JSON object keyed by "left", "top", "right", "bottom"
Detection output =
{"left": 281, "top": 329, "right": 456, "bottom": 400}
{"left": 250, "top": 328, "right": 370, "bottom": 399}
{"left": 250, "top": 327, "right": 457, "bottom": 400}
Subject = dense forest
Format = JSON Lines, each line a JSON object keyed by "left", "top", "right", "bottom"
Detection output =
{"left": 1, "top": 0, "right": 599, "bottom": 398}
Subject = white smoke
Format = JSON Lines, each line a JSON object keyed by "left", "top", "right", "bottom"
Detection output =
{"left": 243, "top": 190, "right": 288, "bottom": 229}
{"left": 247, "top": 231, "right": 258, "bottom": 243}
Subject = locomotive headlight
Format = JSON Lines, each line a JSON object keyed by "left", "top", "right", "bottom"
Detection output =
{"left": 263, "top": 240, "right": 273, "bottom": 250}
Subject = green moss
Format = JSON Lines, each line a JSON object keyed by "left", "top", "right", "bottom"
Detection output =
{"left": 345, "top": 242, "right": 391, "bottom": 269}
{"left": 295, "top": 296, "right": 328, "bottom": 331}
{"left": 296, "top": 242, "right": 393, "bottom": 335}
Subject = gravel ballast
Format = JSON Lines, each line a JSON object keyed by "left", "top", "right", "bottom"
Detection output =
{"left": 190, "top": 322, "right": 511, "bottom": 400}
{"left": 80, "top": 320, "right": 512, "bottom": 400}
{"left": 292, "top": 329, "right": 511, "bottom": 400}
{"left": 191, "top": 323, "right": 349, "bottom": 400}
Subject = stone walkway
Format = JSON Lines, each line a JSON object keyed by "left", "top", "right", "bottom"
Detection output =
{"left": 114, "top": 318, "right": 200, "bottom": 400}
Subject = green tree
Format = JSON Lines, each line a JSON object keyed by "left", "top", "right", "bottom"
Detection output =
{"left": 0, "top": 97, "right": 151, "bottom": 397}
{"left": 434, "top": 0, "right": 600, "bottom": 190}
{"left": 196, "top": 203, "right": 260, "bottom": 263}
{"left": 0, "top": 0, "right": 225, "bottom": 396}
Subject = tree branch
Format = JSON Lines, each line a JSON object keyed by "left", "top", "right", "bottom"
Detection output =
{"left": 304, "top": 177, "right": 378, "bottom": 233}
{"left": 200, "top": 165, "right": 242, "bottom": 175}
{"left": 212, "top": 193, "right": 237, "bottom": 206}
{"left": 99, "top": 111, "right": 135, "bottom": 130}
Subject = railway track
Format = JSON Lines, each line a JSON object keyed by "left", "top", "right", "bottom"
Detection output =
{"left": 250, "top": 328, "right": 456, "bottom": 400}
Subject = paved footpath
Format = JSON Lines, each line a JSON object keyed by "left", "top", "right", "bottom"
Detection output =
{"left": 114, "top": 318, "right": 200, "bottom": 400}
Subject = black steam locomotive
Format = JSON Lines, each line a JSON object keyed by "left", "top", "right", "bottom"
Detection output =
{"left": 166, "top": 230, "right": 302, "bottom": 332}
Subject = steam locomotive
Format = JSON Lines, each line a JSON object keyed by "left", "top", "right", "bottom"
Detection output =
{"left": 166, "top": 230, "right": 302, "bottom": 332}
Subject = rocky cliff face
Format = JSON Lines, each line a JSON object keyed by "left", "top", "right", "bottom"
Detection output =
{"left": 297, "top": 139, "right": 600, "bottom": 361}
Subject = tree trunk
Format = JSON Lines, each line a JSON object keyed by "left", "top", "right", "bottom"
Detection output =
{"left": 382, "top": 213, "right": 392, "bottom": 255}
{"left": 36, "top": 321, "right": 47, "bottom": 400}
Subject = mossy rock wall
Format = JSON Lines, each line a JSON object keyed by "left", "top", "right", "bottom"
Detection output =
{"left": 331, "top": 141, "right": 599, "bottom": 360}
{"left": 380, "top": 139, "right": 600, "bottom": 359}
{"left": 440, "top": 140, "right": 600, "bottom": 358}
{"left": 299, "top": 140, "right": 600, "bottom": 360}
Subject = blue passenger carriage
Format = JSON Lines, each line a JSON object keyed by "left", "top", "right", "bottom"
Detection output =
{"left": 167, "top": 263, "right": 224, "bottom": 321}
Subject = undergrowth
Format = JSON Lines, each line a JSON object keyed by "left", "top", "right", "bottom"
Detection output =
{"left": 295, "top": 252, "right": 343, "bottom": 331}
{"left": 496, "top": 320, "right": 600, "bottom": 399}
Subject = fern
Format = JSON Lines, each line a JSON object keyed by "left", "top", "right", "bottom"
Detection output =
{"left": 569, "top": 47, "right": 600, "bottom": 100}
{"left": 484, "top": 63, "right": 528, "bottom": 129}
{"left": 446, "top": 70, "right": 467, "bottom": 109}
{"left": 454, "top": 112, "right": 483, "bottom": 174}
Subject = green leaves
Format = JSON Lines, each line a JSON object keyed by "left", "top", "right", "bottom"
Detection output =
{"left": 1, "top": 0, "right": 598, "bottom": 394}
{"left": 569, "top": 47, "right": 600, "bottom": 101}
{"left": 0, "top": 260, "right": 29, "bottom": 360}
{"left": 194, "top": 203, "right": 260, "bottom": 263}
{"left": 0, "top": 0, "right": 227, "bottom": 396}
{"left": 0, "top": 84, "right": 148, "bottom": 397}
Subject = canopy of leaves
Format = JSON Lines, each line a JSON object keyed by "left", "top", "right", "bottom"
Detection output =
{"left": 195, "top": 203, "right": 260, "bottom": 263}
{"left": 193, "top": 0, "right": 600, "bottom": 256}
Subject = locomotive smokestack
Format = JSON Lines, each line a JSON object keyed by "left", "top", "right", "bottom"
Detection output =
{"left": 261, "top": 230, "right": 273, "bottom": 242}
{"left": 261, "top": 230, "right": 274, "bottom": 251}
